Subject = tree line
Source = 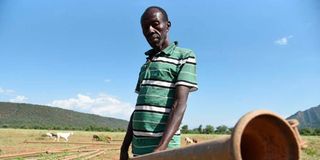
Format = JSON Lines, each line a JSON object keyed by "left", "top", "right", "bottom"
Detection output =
{"left": 299, "top": 128, "right": 320, "bottom": 136}
{"left": 181, "top": 124, "right": 320, "bottom": 136}
{"left": 181, "top": 124, "right": 232, "bottom": 134}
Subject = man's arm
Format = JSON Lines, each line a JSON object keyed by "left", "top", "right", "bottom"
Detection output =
{"left": 154, "top": 85, "right": 190, "bottom": 151}
{"left": 120, "top": 113, "right": 134, "bottom": 160}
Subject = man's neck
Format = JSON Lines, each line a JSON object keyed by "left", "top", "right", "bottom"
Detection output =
{"left": 154, "top": 40, "right": 170, "bottom": 52}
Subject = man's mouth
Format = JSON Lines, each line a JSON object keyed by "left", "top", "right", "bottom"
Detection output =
{"left": 151, "top": 37, "right": 159, "bottom": 42}
{"left": 148, "top": 34, "right": 160, "bottom": 42}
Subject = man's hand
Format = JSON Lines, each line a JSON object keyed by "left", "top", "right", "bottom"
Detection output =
{"left": 153, "top": 144, "right": 167, "bottom": 152}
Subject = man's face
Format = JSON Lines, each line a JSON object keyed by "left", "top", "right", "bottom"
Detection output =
{"left": 141, "top": 8, "right": 170, "bottom": 51}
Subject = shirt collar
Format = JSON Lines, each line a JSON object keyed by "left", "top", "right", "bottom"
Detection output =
{"left": 144, "top": 41, "right": 178, "bottom": 57}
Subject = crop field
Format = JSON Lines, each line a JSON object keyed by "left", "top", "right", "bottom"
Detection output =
{"left": 0, "top": 129, "right": 319, "bottom": 160}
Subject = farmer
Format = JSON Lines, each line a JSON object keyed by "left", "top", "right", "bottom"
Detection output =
{"left": 120, "top": 6, "right": 198, "bottom": 159}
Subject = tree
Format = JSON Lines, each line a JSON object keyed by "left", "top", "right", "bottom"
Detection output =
{"left": 181, "top": 125, "right": 189, "bottom": 134}
{"left": 198, "top": 125, "right": 203, "bottom": 134}
{"left": 203, "top": 125, "right": 214, "bottom": 134}
{"left": 300, "top": 128, "right": 314, "bottom": 135}
{"left": 314, "top": 128, "right": 320, "bottom": 136}
{"left": 215, "top": 125, "right": 229, "bottom": 134}
{"left": 228, "top": 127, "right": 234, "bottom": 133}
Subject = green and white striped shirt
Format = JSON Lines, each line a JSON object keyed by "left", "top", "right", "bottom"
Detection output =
{"left": 132, "top": 42, "right": 198, "bottom": 156}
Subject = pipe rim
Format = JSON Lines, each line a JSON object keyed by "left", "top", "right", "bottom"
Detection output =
{"left": 230, "top": 109, "right": 300, "bottom": 160}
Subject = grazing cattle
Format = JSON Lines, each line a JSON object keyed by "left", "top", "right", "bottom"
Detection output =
{"left": 92, "top": 134, "right": 112, "bottom": 143}
{"left": 55, "top": 132, "right": 74, "bottom": 142}
{"left": 51, "top": 133, "right": 58, "bottom": 141}
{"left": 185, "top": 137, "right": 198, "bottom": 145}
{"left": 46, "top": 132, "right": 58, "bottom": 141}
{"left": 192, "top": 138, "right": 198, "bottom": 143}
{"left": 46, "top": 132, "right": 53, "bottom": 138}
{"left": 105, "top": 135, "right": 112, "bottom": 143}
{"left": 185, "top": 137, "right": 194, "bottom": 144}
{"left": 92, "top": 134, "right": 99, "bottom": 141}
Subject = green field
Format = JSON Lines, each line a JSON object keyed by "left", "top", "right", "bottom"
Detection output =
{"left": 0, "top": 129, "right": 319, "bottom": 159}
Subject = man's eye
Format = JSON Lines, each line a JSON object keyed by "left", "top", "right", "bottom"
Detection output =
{"left": 153, "top": 22, "right": 159, "bottom": 26}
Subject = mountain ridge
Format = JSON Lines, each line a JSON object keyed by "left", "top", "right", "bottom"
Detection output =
{"left": 287, "top": 104, "right": 320, "bottom": 129}
{"left": 0, "top": 102, "right": 128, "bottom": 130}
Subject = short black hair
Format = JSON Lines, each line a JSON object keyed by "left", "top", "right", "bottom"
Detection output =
{"left": 141, "top": 6, "right": 169, "bottom": 22}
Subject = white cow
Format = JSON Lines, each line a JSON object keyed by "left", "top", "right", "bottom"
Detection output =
{"left": 55, "top": 132, "right": 74, "bottom": 142}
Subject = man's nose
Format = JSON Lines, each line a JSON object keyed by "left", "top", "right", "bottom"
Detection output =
{"left": 147, "top": 25, "right": 156, "bottom": 33}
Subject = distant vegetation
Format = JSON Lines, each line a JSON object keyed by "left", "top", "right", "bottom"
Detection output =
{"left": 181, "top": 124, "right": 232, "bottom": 135}
{"left": 0, "top": 102, "right": 128, "bottom": 131}
{"left": 299, "top": 128, "right": 320, "bottom": 136}
{"left": 182, "top": 104, "right": 320, "bottom": 136}
{"left": 181, "top": 124, "right": 320, "bottom": 136}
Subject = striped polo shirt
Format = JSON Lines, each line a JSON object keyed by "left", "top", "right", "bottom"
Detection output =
{"left": 132, "top": 41, "right": 198, "bottom": 156}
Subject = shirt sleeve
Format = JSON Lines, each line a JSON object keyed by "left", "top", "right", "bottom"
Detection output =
{"left": 175, "top": 51, "right": 198, "bottom": 92}
{"left": 135, "top": 78, "right": 141, "bottom": 94}
{"left": 135, "top": 66, "right": 145, "bottom": 94}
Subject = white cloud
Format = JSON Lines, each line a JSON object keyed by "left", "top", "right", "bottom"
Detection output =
{"left": 9, "top": 96, "right": 28, "bottom": 103}
{"left": 274, "top": 35, "right": 293, "bottom": 46}
{"left": 48, "top": 94, "right": 134, "bottom": 120}
{"left": 0, "top": 87, "right": 15, "bottom": 94}
{"left": 104, "top": 79, "right": 111, "bottom": 83}
{"left": 0, "top": 87, "right": 27, "bottom": 103}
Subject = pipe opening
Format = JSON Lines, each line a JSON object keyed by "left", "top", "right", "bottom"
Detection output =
{"left": 240, "top": 115, "right": 299, "bottom": 160}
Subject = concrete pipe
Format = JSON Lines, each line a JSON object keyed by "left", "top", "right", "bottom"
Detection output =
{"left": 131, "top": 110, "right": 300, "bottom": 160}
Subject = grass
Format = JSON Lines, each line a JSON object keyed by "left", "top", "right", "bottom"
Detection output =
{"left": 301, "top": 136, "right": 320, "bottom": 159}
{"left": 0, "top": 129, "right": 124, "bottom": 159}
{"left": 0, "top": 129, "right": 319, "bottom": 159}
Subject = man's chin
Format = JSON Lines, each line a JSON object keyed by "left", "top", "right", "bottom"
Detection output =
{"left": 149, "top": 43, "right": 161, "bottom": 50}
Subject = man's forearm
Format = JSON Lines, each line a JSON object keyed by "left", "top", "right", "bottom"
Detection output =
{"left": 121, "top": 113, "right": 133, "bottom": 151}
{"left": 158, "top": 101, "right": 186, "bottom": 147}
{"left": 156, "top": 86, "right": 190, "bottom": 150}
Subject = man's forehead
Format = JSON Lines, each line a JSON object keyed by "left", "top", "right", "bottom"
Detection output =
{"left": 141, "top": 8, "right": 163, "bottom": 21}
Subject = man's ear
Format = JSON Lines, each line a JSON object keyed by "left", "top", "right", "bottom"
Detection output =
{"left": 167, "top": 21, "right": 171, "bottom": 30}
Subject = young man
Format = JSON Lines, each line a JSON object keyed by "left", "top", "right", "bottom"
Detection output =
{"left": 120, "top": 6, "right": 198, "bottom": 159}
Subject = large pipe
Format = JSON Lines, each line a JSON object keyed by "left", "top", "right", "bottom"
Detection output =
{"left": 131, "top": 110, "right": 300, "bottom": 160}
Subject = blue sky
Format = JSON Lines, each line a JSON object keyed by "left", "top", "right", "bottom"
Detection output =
{"left": 0, "top": 0, "right": 319, "bottom": 128}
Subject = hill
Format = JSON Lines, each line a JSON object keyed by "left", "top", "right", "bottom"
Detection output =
{"left": 287, "top": 104, "right": 320, "bottom": 129}
{"left": 0, "top": 102, "right": 128, "bottom": 130}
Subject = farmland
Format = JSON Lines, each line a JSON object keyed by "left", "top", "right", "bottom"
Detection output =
{"left": 0, "top": 129, "right": 319, "bottom": 159}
